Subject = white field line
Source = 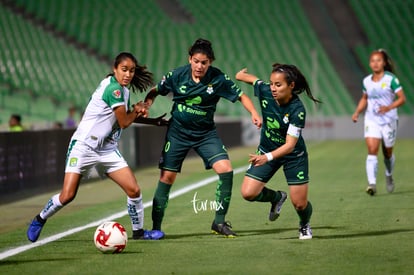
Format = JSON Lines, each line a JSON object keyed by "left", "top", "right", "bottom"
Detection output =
{"left": 0, "top": 166, "right": 247, "bottom": 260}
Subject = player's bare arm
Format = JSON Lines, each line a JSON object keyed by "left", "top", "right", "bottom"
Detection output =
{"left": 249, "top": 134, "right": 298, "bottom": 167}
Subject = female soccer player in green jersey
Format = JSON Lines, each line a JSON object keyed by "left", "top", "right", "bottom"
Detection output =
{"left": 352, "top": 49, "right": 406, "bottom": 195}
{"left": 236, "top": 64, "right": 320, "bottom": 240}
{"left": 27, "top": 52, "right": 154, "bottom": 242}
{"left": 144, "top": 38, "right": 262, "bottom": 238}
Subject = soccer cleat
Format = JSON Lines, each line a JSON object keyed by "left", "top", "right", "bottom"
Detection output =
{"left": 366, "top": 184, "right": 377, "bottom": 196}
{"left": 269, "top": 191, "right": 288, "bottom": 221}
{"left": 137, "top": 229, "right": 165, "bottom": 240}
{"left": 27, "top": 216, "right": 46, "bottom": 242}
{"left": 386, "top": 175, "right": 395, "bottom": 193}
{"left": 132, "top": 229, "right": 145, "bottom": 240}
{"left": 299, "top": 223, "right": 312, "bottom": 240}
{"left": 211, "top": 221, "right": 237, "bottom": 238}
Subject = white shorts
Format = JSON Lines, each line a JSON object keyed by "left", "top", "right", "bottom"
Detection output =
{"left": 65, "top": 140, "right": 128, "bottom": 178}
{"left": 364, "top": 118, "right": 398, "bottom": 147}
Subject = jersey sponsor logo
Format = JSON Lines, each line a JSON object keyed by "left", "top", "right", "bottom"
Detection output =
{"left": 298, "top": 112, "right": 304, "bottom": 120}
{"left": 112, "top": 89, "right": 121, "bottom": 99}
{"left": 261, "top": 99, "right": 268, "bottom": 109}
{"left": 266, "top": 117, "right": 280, "bottom": 129}
{"left": 206, "top": 84, "right": 214, "bottom": 94}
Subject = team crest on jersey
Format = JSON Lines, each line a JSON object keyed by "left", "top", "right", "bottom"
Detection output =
{"left": 381, "top": 82, "right": 387, "bottom": 89}
{"left": 283, "top": 114, "right": 289, "bottom": 124}
{"left": 113, "top": 89, "right": 121, "bottom": 99}
{"left": 206, "top": 84, "right": 214, "bottom": 94}
{"left": 69, "top": 157, "right": 78, "bottom": 167}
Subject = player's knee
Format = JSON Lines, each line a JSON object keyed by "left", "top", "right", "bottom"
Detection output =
{"left": 126, "top": 185, "right": 141, "bottom": 198}
{"left": 292, "top": 200, "right": 307, "bottom": 211}
{"left": 241, "top": 189, "right": 257, "bottom": 201}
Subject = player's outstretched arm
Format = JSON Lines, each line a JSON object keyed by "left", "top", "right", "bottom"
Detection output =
{"left": 144, "top": 86, "right": 158, "bottom": 108}
{"left": 239, "top": 93, "right": 262, "bottom": 128}
{"left": 235, "top": 68, "right": 259, "bottom": 85}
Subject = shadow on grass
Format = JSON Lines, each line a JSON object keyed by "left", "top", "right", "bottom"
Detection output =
{"left": 164, "top": 226, "right": 414, "bottom": 241}
{"left": 312, "top": 228, "right": 414, "bottom": 240}
{"left": 0, "top": 257, "right": 78, "bottom": 266}
{"left": 164, "top": 226, "right": 340, "bottom": 239}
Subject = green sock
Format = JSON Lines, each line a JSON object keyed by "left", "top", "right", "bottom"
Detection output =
{"left": 152, "top": 181, "right": 172, "bottom": 230}
{"left": 296, "top": 201, "right": 313, "bottom": 226}
{"left": 251, "top": 187, "right": 281, "bottom": 203}
{"left": 214, "top": 171, "right": 233, "bottom": 224}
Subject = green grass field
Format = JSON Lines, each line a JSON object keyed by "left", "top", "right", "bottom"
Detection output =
{"left": 1, "top": 140, "right": 413, "bottom": 274}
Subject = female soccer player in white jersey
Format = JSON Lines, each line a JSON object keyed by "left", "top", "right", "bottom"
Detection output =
{"left": 352, "top": 49, "right": 406, "bottom": 195}
{"left": 27, "top": 52, "right": 154, "bottom": 242}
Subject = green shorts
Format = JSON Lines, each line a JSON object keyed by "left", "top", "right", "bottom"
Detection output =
{"left": 159, "top": 123, "right": 229, "bottom": 172}
{"left": 245, "top": 150, "right": 309, "bottom": 185}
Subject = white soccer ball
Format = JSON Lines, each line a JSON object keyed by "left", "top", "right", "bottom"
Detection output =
{"left": 94, "top": 221, "right": 128, "bottom": 253}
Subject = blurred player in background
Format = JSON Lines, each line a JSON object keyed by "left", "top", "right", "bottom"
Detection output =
{"left": 27, "top": 52, "right": 154, "bottom": 242}
{"left": 8, "top": 114, "right": 24, "bottom": 132}
{"left": 144, "top": 38, "right": 261, "bottom": 239}
{"left": 352, "top": 49, "right": 406, "bottom": 196}
{"left": 235, "top": 64, "right": 321, "bottom": 240}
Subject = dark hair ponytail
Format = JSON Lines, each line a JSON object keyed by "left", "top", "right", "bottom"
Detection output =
{"left": 188, "top": 38, "right": 215, "bottom": 61}
{"left": 108, "top": 52, "right": 154, "bottom": 93}
{"left": 272, "top": 63, "right": 321, "bottom": 104}
{"left": 371, "top": 48, "right": 394, "bottom": 73}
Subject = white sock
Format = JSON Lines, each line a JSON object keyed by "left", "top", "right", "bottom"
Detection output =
{"left": 384, "top": 154, "right": 395, "bottom": 176}
{"left": 366, "top": 155, "right": 378, "bottom": 185}
{"left": 40, "top": 194, "right": 63, "bottom": 220}
{"left": 127, "top": 195, "right": 144, "bottom": 231}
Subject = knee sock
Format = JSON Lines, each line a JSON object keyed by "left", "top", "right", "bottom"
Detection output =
{"left": 127, "top": 195, "right": 144, "bottom": 231}
{"left": 214, "top": 171, "right": 233, "bottom": 224}
{"left": 296, "top": 201, "right": 313, "bottom": 227}
{"left": 366, "top": 155, "right": 378, "bottom": 185}
{"left": 152, "top": 181, "right": 172, "bottom": 230}
{"left": 384, "top": 154, "right": 395, "bottom": 176}
{"left": 250, "top": 187, "right": 282, "bottom": 203}
{"left": 39, "top": 193, "right": 63, "bottom": 220}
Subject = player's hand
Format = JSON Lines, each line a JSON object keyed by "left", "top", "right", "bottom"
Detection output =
{"left": 378, "top": 105, "right": 391, "bottom": 114}
{"left": 351, "top": 112, "right": 359, "bottom": 123}
{"left": 133, "top": 101, "right": 147, "bottom": 117}
{"left": 252, "top": 114, "right": 262, "bottom": 129}
{"left": 248, "top": 153, "right": 267, "bottom": 167}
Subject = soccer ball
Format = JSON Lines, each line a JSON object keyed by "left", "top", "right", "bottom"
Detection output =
{"left": 94, "top": 221, "right": 128, "bottom": 253}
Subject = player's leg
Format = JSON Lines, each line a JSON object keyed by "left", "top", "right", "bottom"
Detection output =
{"left": 289, "top": 184, "right": 312, "bottom": 240}
{"left": 27, "top": 140, "right": 88, "bottom": 242}
{"left": 381, "top": 120, "right": 397, "bottom": 193}
{"left": 284, "top": 153, "right": 312, "bottom": 239}
{"left": 151, "top": 169, "right": 176, "bottom": 232}
{"left": 27, "top": 172, "right": 82, "bottom": 242}
{"left": 243, "top": 156, "right": 286, "bottom": 221}
{"left": 197, "top": 133, "right": 237, "bottom": 237}
{"left": 151, "top": 127, "right": 190, "bottom": 237}
{"left": 107, "top": 162, "right": 146, "bottom": 240}
{"left": 364, "top": 119, "right": 382, "bottom": 195}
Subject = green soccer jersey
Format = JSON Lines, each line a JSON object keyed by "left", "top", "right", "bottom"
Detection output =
{"left": 156, "top": 64, "right": 243, "bottom": 131}
{"left": 253, "top": 79, "right": 307, "bottom": 157}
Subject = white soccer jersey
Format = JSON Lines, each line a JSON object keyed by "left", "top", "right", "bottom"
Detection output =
{"left": 363, "top": 71, "right": 402, "bottom": 125}
{"left": 72, "top": 76, "right": 130, "bottom": 152}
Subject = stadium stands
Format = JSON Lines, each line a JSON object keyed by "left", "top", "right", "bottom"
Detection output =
{"left": 1, "top": 0, "right": 411, "bottom": 129}
{"left": 350, "top": 0, "right": 414, "bottom": 114}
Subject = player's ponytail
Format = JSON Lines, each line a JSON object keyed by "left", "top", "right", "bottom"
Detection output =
{"left": 108, "top": 52, "right": 154, "bottom": 93}
{"left": 272, "top": 63, "right": 321, "bottom": 104}
{"left": 188, "top": 38, "right": 216, "bottom": 61}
